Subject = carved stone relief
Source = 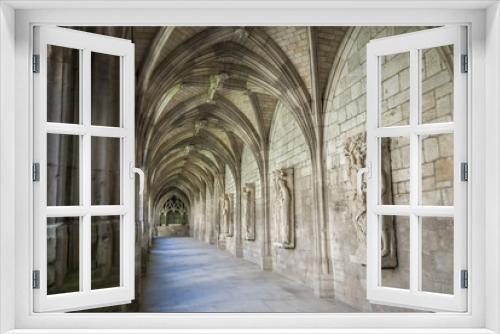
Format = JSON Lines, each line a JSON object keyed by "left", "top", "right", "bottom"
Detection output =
{"left": 243, "top": 183, "right": 255, "bottom": 240}
{"left": 207, "top": 72, "right": 229, "bottom": 104}
{"left": 221, "top": 193, "right": 231, "bottom": 237}
{"left": 272, "top": 168, "right": 294, "bottom": 249}
{"left": 233, "top": 26, "right": 248, "bottom": 43}
{"left": 217, "top": 197, "right": 225, "bottom": 250}
{"left": 344, "top": 133, "right": 397, "bottom": 268}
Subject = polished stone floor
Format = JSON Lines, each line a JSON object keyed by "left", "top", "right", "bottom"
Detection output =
{"left": 140, "top": 237, "right": 359, "bottom": 313}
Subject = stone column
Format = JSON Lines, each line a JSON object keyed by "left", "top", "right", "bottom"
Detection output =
{"left": 261, "top": 149, "right": 273, "bottom": 270}
{"left": 204, "top": 184, "right": 212, "bottom": 243}
{"left": 147, "top": 191, "right": 154, "bottom": 249}
{"left": 211, "top": 182, "right": 221, "bottom": 245}
{"left": 142, "top": 204, "right": 150, "bottom": 276}
{"left": 209, "top": 184, "right": 217, "bottom": 244}
{"left": 234, "top": 176, "right": 243, "bottom": 257}
{"left": 200, "top": 189, "right": 207, "bottom": 241}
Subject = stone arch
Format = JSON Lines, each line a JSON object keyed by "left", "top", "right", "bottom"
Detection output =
{"left": 322, "top": 25, "right": 456, "bottom": 308}
{"left": 267, "top": 101, "right": 316, "bottom": 287}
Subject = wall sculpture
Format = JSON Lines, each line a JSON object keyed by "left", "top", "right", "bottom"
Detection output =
{"left": 222, "top": 193, "right": 233, "bottom": 237}
{"left": 243, "top": 183, "right": 255, "bottom": 240}
{"left": 344, "top": 133, "right": 397, "bottom": 268}
{"left": 272, "top": 168, "right": 294, "bottom": 249}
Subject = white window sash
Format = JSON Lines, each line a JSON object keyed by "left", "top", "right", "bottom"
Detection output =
{"left": 366, "top": 26, "right": 467, "bottom": 312}
{"left": 33, "top": 26, "right": 136, "bottom": 313}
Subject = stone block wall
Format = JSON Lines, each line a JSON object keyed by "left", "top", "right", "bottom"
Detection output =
{"left": 324, "top": 26, "right": 455, "bottom": 311}
{"left": 269, "top": 103, "right": 316, "bottom": 289}
{"left": 262, "top": 27, "right": 312, "bottom": 93}
{"left": 156, "top": 224, "right": 190, "bottom": 238}
{"left": 240, "top": 145, "right": 263, "bottom": 266}
{"left": 63, "top": 25, "right": 460, "bottom": 313}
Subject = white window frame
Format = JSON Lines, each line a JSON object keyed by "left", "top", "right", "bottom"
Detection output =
{"left": 33, "top": 26, "right": 136, "bottom": 312}
{"left": 1, "top": 2, "right": 498, "bottom": 333}
{"left": 366, "top": 26, "right": 467, "bottom": 312}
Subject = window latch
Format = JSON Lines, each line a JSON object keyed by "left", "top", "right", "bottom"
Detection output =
{"left": 356, "top": 162, "right": 371, "bottom": 195}
{"left": 129, "top": 162, "right": 145, "bottom": 195}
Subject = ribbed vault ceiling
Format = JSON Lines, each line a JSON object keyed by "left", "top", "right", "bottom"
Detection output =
{"left": 74, "top": 26, "right": 349, "bottom": 209}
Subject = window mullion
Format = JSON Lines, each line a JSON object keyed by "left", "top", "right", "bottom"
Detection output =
{"left": 82, "top": 48, "right": 92, "bottom": 294}
{"left": 409, "top": 47, "right": 420, "bottom": 295}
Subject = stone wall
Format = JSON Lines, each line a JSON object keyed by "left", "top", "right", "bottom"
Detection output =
{"left": 269, "top": 103, "right": 316, "bottom": 289}
{"left": 156, "top": 224, "right": 190, "bottom": 238}
{"left": 240, "top": 145, "right": 263, "bottom": 266}
{"left": 62, "top": 25, "right": 458, "bottom": 313}
{"left": 324, "top": 26, "right": 454, "bottom": 311}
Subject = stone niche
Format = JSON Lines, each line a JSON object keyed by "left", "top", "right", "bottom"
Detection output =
{"left": 344, "top": 133, "right": 397, "bottom": 268}
{"left": 243, "top": 183, "right": 255, "bottom": 240}
{"left": 272, "top": 168, "right": 295, "bottom": 249}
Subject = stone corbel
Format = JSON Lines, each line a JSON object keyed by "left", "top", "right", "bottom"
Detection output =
{"left": 207, "top": 71, "right": 229, "bottom": 103}
{"left": 234, "top": 26, "right": 248, "bottom": 43}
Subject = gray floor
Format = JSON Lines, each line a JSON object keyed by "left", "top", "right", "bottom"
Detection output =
{"left": 140, "top": 237, "right": 359, "bottom": 313}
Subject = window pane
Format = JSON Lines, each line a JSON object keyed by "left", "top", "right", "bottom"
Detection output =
{"left": 91, "top": 137, "right": 121, "bottom": 206}
{"left": 380, "top": 52, "right": 410, "bottom": 127}
{"left": 47, "top": 45, "right": 80, "bottom": 124}
{"left": 47, "top": 134, "right": 80, "bottom": 206}
{"left": 380, "top": 215, "right": 409, "bottom": 290}
{"left": 381, "top": 136, "right": 410, "bottom": 205}
{"left": 91, "top": 52, "right": 121, "bottom": 127}
{"left": 421, "top": 134, "right": 454, "bottom": 206}
{"left": 91, "top": 216, "right": 121, "bottom": 290}
{"left": 47, "top": 217, "right": 80, "bottom": 295}
{"left": 421, "top": 45, "right": 454, "bottom": 124}
{"left": 421, "top": 217, "right": 454, "bottom": 295}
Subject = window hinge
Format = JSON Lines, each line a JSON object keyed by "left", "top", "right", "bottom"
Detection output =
{"left": 461, "top": 54, "right": 468, "bottom": 73}
{"left": 461, "top": 162, "right": 468, "bottom": 181}
{"left": 33, "top": 163, "right": 40, "bottom": 182}
{"left": 33, "top": 54, "right": 40, "bottom": 73}
{"left": 33, "top": 270, "right": 40, "bottom": 289}
{"left": 461, "top": 270, "right": 468, "bottom": 289}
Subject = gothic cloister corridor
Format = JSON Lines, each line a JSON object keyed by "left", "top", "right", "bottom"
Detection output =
{"left": 140, "top": 237, "right": 358, "bottom": 312}
{"left": 44, "top": 25, "right": 458, "bottom": 314}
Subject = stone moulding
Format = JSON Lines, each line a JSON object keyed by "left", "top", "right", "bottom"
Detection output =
{"left": 272, "top": 168, "right": 294, "bottom": 249}
{"left": 344, "top": 133, "right": 397, "bottom": 268}
{"left": 243, "top": 183, "right": 256, "bottom": 241}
